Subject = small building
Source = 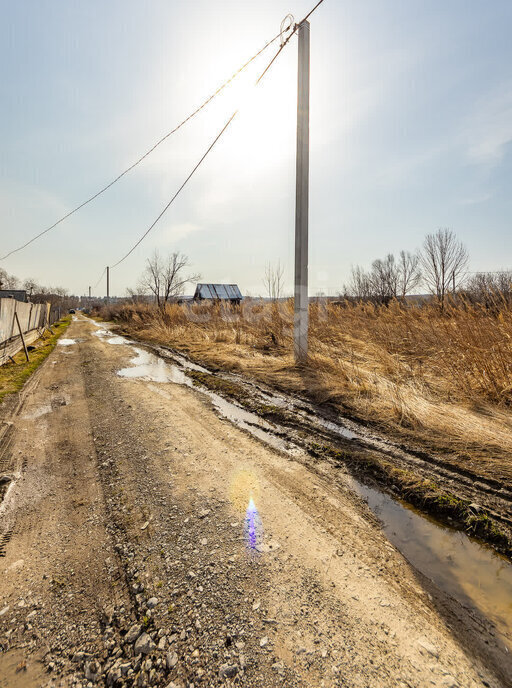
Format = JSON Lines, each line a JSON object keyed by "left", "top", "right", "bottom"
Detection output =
{"left": 193, "top": 284, "right": 243, "bottom": 305}
{"left": 0, "top": 289, "right": 28, "bottom": 303}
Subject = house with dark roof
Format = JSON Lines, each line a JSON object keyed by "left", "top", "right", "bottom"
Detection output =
{"left": 193, "top": 284, "right": 242, "bottom": 305}
{"left": 0, "top": 289, "right": 28, "bottom": 303}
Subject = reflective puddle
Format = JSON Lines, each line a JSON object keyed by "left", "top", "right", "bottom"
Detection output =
{"left": 58, "top": 338, "right": 76, "bottom": 347}
{"left": 347, "top": 477, "right": 512, "bottom": 647}
{"left": 22, "top": 404, "right": 53, "bottom": 420}
{"left": 107, "top": 335, "right": 130, "bottom": 345}
{"left": 118, "top": 348, "right": 189, "bottom": 385}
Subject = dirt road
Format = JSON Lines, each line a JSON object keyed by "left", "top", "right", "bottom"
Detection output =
{"left": 0, "top": 315, "right": 510, "bottom": 687}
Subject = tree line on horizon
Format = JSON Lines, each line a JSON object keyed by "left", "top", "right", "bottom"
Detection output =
{"left": 2, "top": 228, "right": 510, "bottom": 311}
{"left": 342, "top": 228, "right": 512, "bottom": 309}
{"left": 0, "top": 269, "right": 78, "bottom": 308}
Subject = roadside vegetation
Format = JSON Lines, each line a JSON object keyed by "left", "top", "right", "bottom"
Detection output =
{"left": 0, "top": 317, "right": 71, "bottom": 403}
{"left": 100, "top": 296, "right": 512, "bottom": 484}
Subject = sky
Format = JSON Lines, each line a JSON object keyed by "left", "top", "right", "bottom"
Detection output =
{"left": 1, "top": 0, "right": 512, "bottom": 297}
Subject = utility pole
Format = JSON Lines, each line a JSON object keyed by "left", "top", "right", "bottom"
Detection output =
{"left": 88, "top": 286, "right": 91, "bottom": 299}
{"left": 106, "top": 266, "right": 110, "bottom": 305}
{"left": 294, "top": 19, "right": 310, "bottom": 363}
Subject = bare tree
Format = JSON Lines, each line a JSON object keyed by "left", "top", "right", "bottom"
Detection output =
{"left": 370, "top": 254, "right": 399, "bottom": 305}
{"left": 161, "top": 252, "right": 200, "bottom": 303}
{"left": 23, "top": 278, "right": 40, "bottom": 298}
{"left": 126, "top": 287, "right": 146, "bottom": 304}
{"left": 345, "top": 256, "right": 399, "bottom": 305}
{"left": 397, "top": 250, "right": 422, "bottom": 302}
{"left": 0, "top": 268, "right": 19, "bottom": 289}
{"left": 344, "top": 265, "right": 373, "bottom": 301}
{"left": 139, "top": 250, "right": 199, "bottom": 308}
{"left": 139, "top": 251, "right": 162, "bottom": 306}
{"left": 420, "top": 229, "right": 469, "bottom": 309}
{"left": 465, "top": 270, "right": 512, "bottom": 308}
{"left": 263, "top": 261, "right": 285, "bottom": 301}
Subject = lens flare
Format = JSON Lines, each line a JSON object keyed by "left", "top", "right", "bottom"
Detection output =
{"left": 245, "top": 496, "right": 263, "bottom": 551}
{"left": 229, "top": 469, "right": 261, "bottom": 513}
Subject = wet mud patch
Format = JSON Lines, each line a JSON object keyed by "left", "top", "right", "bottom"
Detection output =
{"left": 166, "top": 358, "right": 512, "bottom": 561}
{"left": 0, "top": 475, "right": 12, "bottom": 507}
{"left": 117, "top": 341, "right": 512, "bottom": 561}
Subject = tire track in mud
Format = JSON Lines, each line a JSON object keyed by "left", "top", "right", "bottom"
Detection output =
{"left": 147, "top": 342, "right": 512, "bottom": 554}
{"left": 0, "top": 364, "right": 44, "bottom": 557}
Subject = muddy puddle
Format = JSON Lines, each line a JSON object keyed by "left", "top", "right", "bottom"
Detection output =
{"left": 347, "top": 477, "right": 512, "bottom": 647}
{"left": 110, "top": 334, "right": 512, "bottom": 647}
{"left": 118, "top": 347, "right": 297, "bottom": 454}
{"left": 118, "top": 348, "right": 189, "bottom": 385}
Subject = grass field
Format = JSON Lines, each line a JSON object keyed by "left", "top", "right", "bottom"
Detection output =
{"left": 101, "top": 300, "right": 512, "bottom": 486}
{"left": 0, "top": 317, "right": 71, "bottom": 403}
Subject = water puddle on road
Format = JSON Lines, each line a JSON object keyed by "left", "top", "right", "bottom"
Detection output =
{"left": 93, "top": 329, "right": 113, "bottom": 338}
{"left": 21, "top": 404, "right": 53, "bottom": 420}
{"left": 57, "top": 338, "right": 76, "bottom": 347}
{"left": 93, "top": 328, "right": 130, "bottom": 346}
{"left": 113, "top": 340, "right": 512, "bottom": 646}
{"left": 107, "top": 335, "right": 130, "bottom": 345}
{"left": 347, "top": 477, "right": 512, "bottom": 647}
{"left": 118, "top": 348, "right": 189, "bottom": 385}
{"left": 118, "top": 346, "right": 300, "bottom": 455}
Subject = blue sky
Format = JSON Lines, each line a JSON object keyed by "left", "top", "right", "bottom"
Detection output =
{"left": 1, "top": 0, "right": 511, "bottom": 296}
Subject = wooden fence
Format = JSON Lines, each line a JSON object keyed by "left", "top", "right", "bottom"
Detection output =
{"left": 0, "top": 299, "right": 54, "bottom": 366}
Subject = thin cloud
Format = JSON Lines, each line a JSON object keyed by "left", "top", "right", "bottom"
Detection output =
{"left": 159, "top": 222, "right": 203, "bottom": 244}
{"left": 465, "top": 85, "right": 512, "bottom": 164}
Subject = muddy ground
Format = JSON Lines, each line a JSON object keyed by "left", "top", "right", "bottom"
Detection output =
{"left": 0, "top": 314, "right": 510, "bottom": 687}
{"left": 146, "top": 344, "right": 512, "bottom": 560}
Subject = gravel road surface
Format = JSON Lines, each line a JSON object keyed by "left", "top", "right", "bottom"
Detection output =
{"left": 0, "top": 315, "right": 509, "bottom": 687}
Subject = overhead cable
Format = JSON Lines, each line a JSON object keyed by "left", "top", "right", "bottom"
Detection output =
{"left": 0, "top": 30, "right": 282, "bottom": 261}
{"left": 110, "top": 112, "right": 238, "bottom": 268}
{"left": 93, "top": 266, "right": 106, "bottom": 290}
{"left": 110, "top": 21, "right": 300, "bottom": 269}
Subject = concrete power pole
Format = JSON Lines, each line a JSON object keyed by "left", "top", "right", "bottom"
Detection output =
{"left": 294, "top": 19, "right": 310, "bottom": 363}
{"left": 106, "top": 266, "right": 110, "bottom": 305}
{"left": 88, "top": 286, "right": 91, "bottom": 299}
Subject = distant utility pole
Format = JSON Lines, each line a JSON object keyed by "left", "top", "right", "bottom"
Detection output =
{"left": 294, "top": 19, "right": 310, "bottom": 363}
{"left": 88, "top": 286, "right": 91, "bottom": 299}
{"left": 106, "top": 266, "right": 110, "bottom": 305}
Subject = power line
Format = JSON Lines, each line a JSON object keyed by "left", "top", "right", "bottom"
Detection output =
{"left": 302, "top": 0, "right": 326, "bottom": 23}
{"left": 93, "top": 267, "right": 106, "bottom": 290}
{"left": 110, "top": 23, "right": 300, "bottom": 271}
{"left": 100, "top": 0, "right": 329, "bottom": 279}
{"left": 111, "top": 112, "right": 237, "bottom": 268}
{"left": 256, "top": 1, "right": 326, "bottom": 86}
{"left": 0, "top": 30, "right": 283, "bottom": 262}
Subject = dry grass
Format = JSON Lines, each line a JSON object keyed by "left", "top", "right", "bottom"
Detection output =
{"left": 101, "top": 299, "right": 512, "bottom": 484}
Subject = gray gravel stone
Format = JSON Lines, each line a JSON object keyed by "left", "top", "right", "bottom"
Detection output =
{"left": 219, "top": 663, "right": 238, "bottom": 679}
{"left": 134, "top": 632, "right": 156, "bottom": 655}
{"left": 166, "top": 650, "right": 178, "bottom": 669}
{"left": 125, "top": 624, "right": 142, "bottom": 644}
